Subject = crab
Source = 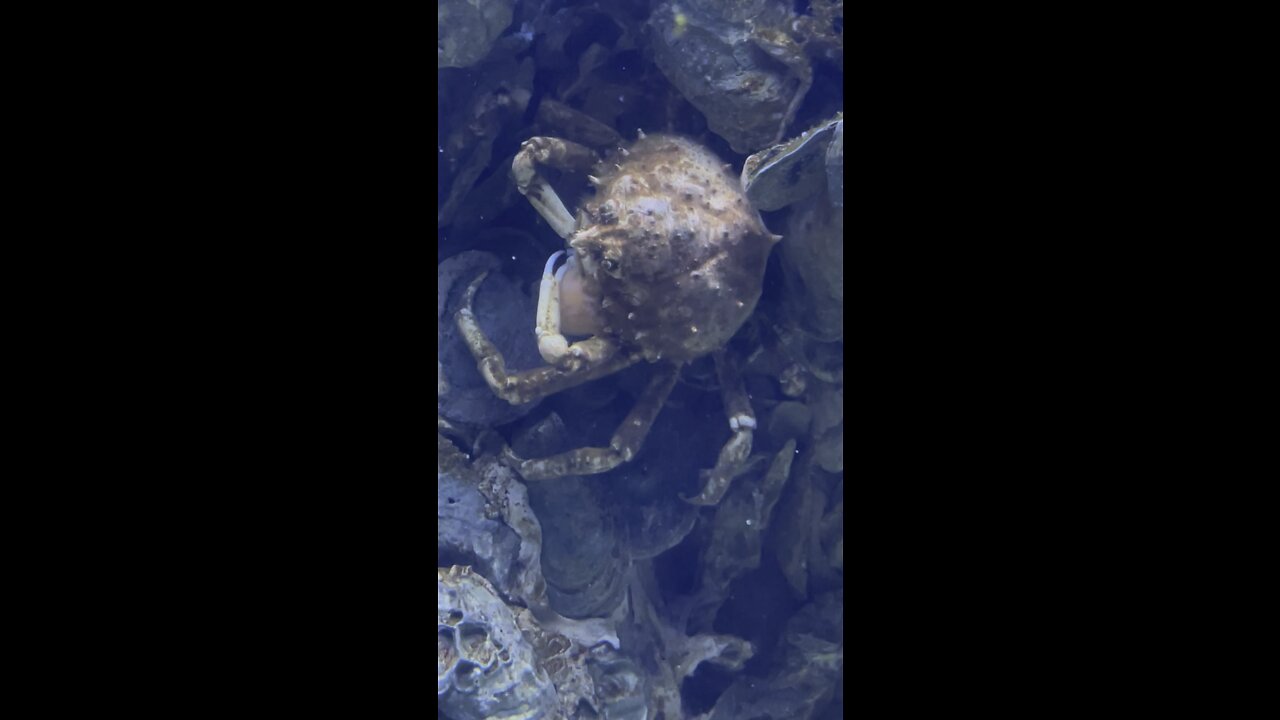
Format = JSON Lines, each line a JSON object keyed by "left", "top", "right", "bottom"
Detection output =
{"left": 454, "top": 131, "right": 780, "bottom": 505}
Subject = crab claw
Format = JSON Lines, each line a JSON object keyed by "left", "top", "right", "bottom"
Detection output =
{"left": 536, "top": 250, "right": 570, "bottom": 365}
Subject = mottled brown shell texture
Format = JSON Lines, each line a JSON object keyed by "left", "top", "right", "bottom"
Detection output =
{"left": 571, "top": 134, "right": 777, "bottom": 363}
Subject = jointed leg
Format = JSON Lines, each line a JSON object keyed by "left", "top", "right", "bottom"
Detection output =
{"left": 511, "top": 137, "right": 599, "bottom": 239}
{"left": 454, "top": 272, "right": 638, "bottom": 405}
{"left": 682, "top": 350, "right": 757, "bottom": 506}
{"left": 513, "top": 362, "right": 681, "bottom": 480}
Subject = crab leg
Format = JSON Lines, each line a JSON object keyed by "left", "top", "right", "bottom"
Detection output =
{"left": 511, "top": 136, "right": 599, "bottom": 239}
{"left": 512, "top": 362, "right": 681, "bottom": 480}
{"left": 455, "top": 272, "right": 639, "bottom": 405}
{"left": 683, "top": 350, "right": 756, "bottom": 506}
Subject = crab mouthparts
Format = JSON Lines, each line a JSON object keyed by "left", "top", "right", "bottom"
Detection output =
{"left": 555, "top": 252, "right": 605, "bottom": 336}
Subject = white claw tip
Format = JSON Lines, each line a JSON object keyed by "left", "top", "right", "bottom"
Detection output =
{"left": 543, "top": 250, "right": 566, "bottom": 276}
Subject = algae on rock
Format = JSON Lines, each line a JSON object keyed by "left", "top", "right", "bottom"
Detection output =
{"left": 437, "top": 0, "right": 515, "bottom": 69}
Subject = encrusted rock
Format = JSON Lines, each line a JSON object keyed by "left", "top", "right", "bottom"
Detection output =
{"left": 439, "top": 436, "right": 523, "bottom": 596}
{"left": 741, "top": 115, "right": 844, "bottom": 341}
{"left": 472, "top": 455, "right": 622, "bottom": 652}
{"left": 649, "top": 0, "right": 811, "bottom": 153}
{"left": 438, "top": 565, "right": 557, "bottom": 720}
{"left": 742, "top": 115, "right": 843, "bottom": 212}
{"left": 437, "top": 0, "right": 515, "bottom": 69}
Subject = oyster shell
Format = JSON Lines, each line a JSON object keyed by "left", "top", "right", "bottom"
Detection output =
{"left": 741, "top": 115, "right": 843, "bottom": 212}
{"left": 649, "top": 0, "right": 812, "bottom": 153}
{"left": 438, "top": 565, "right": 557, "bottom": 720}
{"left": 742, "top": 115, "right": 844, "bottom": 341}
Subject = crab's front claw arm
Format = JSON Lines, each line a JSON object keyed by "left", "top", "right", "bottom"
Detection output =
{"left": 512, "top": 136, "right": 597, "bottom": 240}
{"left": 536, "top": 250, "right": 571, "bottom": 365}
{"left": 454, "top": 271, "right": 639, "bottom": 405}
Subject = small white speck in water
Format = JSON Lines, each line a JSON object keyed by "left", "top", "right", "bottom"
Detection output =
{"left": 745, "top": 519, "right": 752, "bottom": 526}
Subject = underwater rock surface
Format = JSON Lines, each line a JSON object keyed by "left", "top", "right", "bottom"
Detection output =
{"left": 743, "top": 115, "right": 844, "bottom": 341}
{"left": 437, "top": 0, "right": 516, "bottom": 69}
{"left": 649, "top": 0, "right": 810, "bottom": 153}
{"left": 438, "top": 454, "right": 523, "bottom": 597}
{"left": 438, "top": 565, "right": 557, "bottom": 720}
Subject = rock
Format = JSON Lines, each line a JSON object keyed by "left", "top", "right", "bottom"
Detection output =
{"left": 438, "top": 437, "right": 523, "bottom": 597}
{"left": 742, "top": 115, "right": 843, "bottom": 212}
{"left": 772, "top": 452, "right": 820, "bottom": 600}
{"left": 813, "top": 424, "right": 843, "bottom": 473}
{"left": 742, "top": 116, "right": 844, "bottom": 340}
{"left": 438, "top": 565, "right": 558, "bottom": 720}
{"left": 648, "top": 0, "right": 810, "bottom": 153}
{"left": 795, "top": 0, "right": 844, "bottom": 66}
{"left": 768, "top": 401, "right": 813, "bottom": 444}
{"left": 437, "top": 0, "right": 515, "bottom": 69}
{"left": 528, "top": 475, "right": 628, "bottom": 620}
{"left": 825, "top": 118, "right": 843, "bottom": 208}
{"left": 509, "top": 413, "right": 630, "bottom": 620}
{"left": 780, "top": 187, "right": 843, "bottom": 342}
{"left": 808, "top": 383, "right": 842, "bottom": 473}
